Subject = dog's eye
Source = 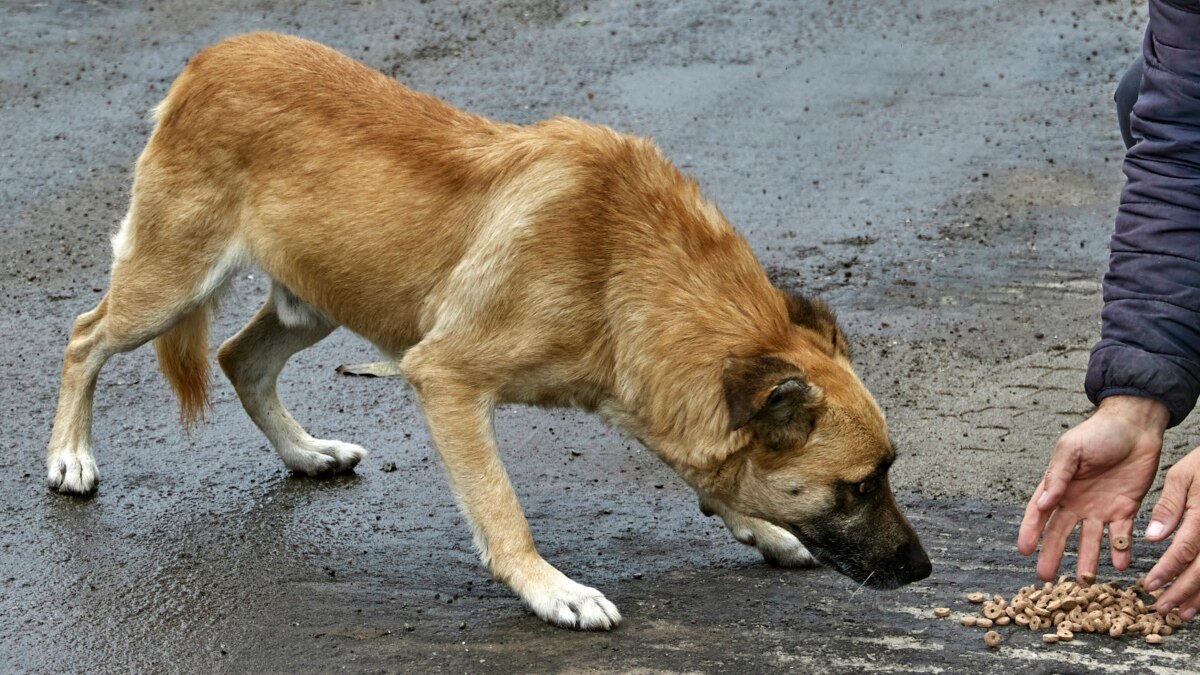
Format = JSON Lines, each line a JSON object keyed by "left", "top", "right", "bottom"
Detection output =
{"left": 857, "top": 480, "right": 876, "bottom": 495}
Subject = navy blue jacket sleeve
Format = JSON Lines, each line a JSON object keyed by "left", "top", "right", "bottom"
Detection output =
{"left": 1086, "top": 0, "right": 1200, "bottom": 428}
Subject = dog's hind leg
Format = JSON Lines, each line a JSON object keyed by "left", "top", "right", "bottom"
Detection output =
{"left": 699, "top": 496, "right": 819, "bottom": 568}
{"left": 217, "top": 283, "right": 365, "bottom": 476}
{"left": 47, "top": 205, "right": 241, "bottom": 495}
{"left": 401, "top": 343, "right": 621, "bottom": 630}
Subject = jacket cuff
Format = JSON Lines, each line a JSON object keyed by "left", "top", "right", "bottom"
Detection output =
{"left": 1086, "top": 344, "right": 1198, "bottom": 428}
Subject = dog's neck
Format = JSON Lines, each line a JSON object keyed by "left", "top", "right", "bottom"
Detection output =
{"left": 600, "top": 245, "right": 792, "bottom": 482}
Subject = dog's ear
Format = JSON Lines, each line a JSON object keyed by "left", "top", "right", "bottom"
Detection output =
{"left": 723, "top": 355, "right": 823, "bottom": 449}
{"left": 781, "top": 290, "right": 849, "bottom": 359}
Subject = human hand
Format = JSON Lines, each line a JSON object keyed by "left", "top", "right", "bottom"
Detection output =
{"left": 1018, "top": 396, "right": 1168, "bottom": 581}
{"left": 1143, "top": 446, "right": 1200, "bottom": 619}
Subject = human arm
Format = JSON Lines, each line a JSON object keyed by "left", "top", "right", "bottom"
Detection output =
{"left": 1086, "top": 0, "right": 1200, "bottom": 426}
{"left": 1021, "top": 0, "right": 1200, "bottom": 617}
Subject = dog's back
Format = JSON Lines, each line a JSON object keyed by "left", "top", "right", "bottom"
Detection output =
{"left": 131, "top": 33, "right": 782, "bottom": 420}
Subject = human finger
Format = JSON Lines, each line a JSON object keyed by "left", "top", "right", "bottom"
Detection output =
{"left": 1037, "top": 443, "right": 1081, "bottom": 512}
{"left": 1109, "top": 518, "right": 1134, "bottom": 571}
{"left": 1175, "top": 579, "right": 1200, "bottom": 622}
{"left": 1074, "top": 518, "right": 1104, "bottom": 581}
{"left": 1155, "top": 541, "right": 1200, "bottom": 618}
{"left": 1018, "top": 480, "right": 1050, "bottom": 555}
{"left": 1036, "top": 508, "right": 1079, "bottom": 582}
{"left": 1146, "top": 507, "right": 1200, "bottom": 608}
{"left": 1147, "top": 463, "right": 1193, "bottom": 542}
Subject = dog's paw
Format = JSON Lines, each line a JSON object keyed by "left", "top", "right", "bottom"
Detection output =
{"left": 712, "top": 505, "right": 819, "bottom": 568}
{"left": 522, "top": 574, "right": 621, "bottom": 630}
{"left": 281, "top": 438, "right": 367, "bottom": 477}
{"left": 756, "top": 525, "right": 820, "bottom": 569}
{"left": 46, "top": 448, "right": 98, "bottom": 495}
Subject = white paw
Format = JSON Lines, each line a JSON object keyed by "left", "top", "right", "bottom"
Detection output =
{"left": 707, "top": 501, "right": 819, "bottom": 568}
{"left": 46, "top": 448, "right": 99, "bottom": 495}
{"left": 522, "top": 574, "right": 621, "bottom": 630}
{"left": 279, "top": 438, "right": 366, "bottom": 477}
{"left": 753, "top": 523, "right": 819, "bottom": 568}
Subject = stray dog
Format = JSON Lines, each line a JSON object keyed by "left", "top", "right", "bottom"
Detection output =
{"left": 46, "top": 32, "right": 931, "bottom": 629}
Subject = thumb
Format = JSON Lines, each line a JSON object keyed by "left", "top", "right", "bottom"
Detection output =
{"left": 1037, "top": 443, "right": 1081, "bottom": 511}
{"left": 1147, "top": 467, "right": 1192, "bottom": 541}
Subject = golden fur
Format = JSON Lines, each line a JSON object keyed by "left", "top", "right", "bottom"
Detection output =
{"left": 46, "top": 33, "right": 928, "bottom": 629}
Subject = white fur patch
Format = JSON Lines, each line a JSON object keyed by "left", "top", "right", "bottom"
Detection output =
{"left": 270, "top": 282, "right": 327, "bottom": 329}
{"left": 110, "top": 213, "right": 135, "bottom": 269}
{"left": 196, "top": 240, "right": 250, "bottom": 300}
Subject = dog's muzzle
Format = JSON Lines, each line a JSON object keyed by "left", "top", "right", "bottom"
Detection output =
{"left": 895, "top": 539, "right": 932, "bottom": 584}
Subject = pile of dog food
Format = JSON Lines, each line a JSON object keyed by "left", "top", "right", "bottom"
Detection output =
{"left": 933, "top": 574, "right": 1184, "bottom": 648}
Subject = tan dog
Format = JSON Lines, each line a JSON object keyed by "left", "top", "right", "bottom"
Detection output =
{"left": 46, "top": 32, "right": 930, "bottom": 629}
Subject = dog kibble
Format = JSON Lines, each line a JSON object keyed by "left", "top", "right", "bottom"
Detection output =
{"left": 933, "top": 607, "right": 951, "bottom": 618}
{"left": 984, "top": 630, "right": 1001, "bottom": 648}
{"left": 938, "top": 577, "right": 1189, "bottom": 646}
{"left": 1113, "top": 536, "right": 1130, "bottom": 551}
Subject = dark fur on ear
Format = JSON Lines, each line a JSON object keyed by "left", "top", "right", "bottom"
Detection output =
{"left": 723, "top": 355, "right": 823, "bottom": 449}
{"left": 780, "top": 290, "right": 849, "bottom": 358}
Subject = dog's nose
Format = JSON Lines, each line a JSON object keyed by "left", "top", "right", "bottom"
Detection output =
{"left": 896, "top": 540, "right": 932, "bottom": 582}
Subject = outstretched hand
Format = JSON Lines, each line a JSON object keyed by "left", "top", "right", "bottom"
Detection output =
{"left": 1018, "top": 396, "right": 1167, "bottom": 582}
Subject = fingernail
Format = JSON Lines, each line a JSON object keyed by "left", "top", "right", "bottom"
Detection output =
{"left": 1145, "top": 576, "right": 1163, "bottom": 591}
{"left": 1037, "top": 492, "right": 1050, "bottom": 509}
{"left": 1183, "top": 608, "right": 1197, "bottom": 621}
{"left": 1147, "top": 521, "right": 1165, "bottom": 538}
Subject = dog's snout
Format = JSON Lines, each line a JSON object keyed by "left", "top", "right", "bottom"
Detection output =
{"left": 896, "top": 540, "right": 932, "bottom": 583}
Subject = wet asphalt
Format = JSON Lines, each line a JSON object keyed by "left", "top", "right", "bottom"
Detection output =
{"left": 2, "top": 0, "right": 1199, "bottom": 673}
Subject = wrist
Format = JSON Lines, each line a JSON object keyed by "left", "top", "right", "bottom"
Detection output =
{"left": 1096, "top": 395, "right": 1170, "bottom": 437}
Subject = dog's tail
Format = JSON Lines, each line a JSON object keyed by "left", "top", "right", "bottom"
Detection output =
{"left": 154, "top": 299, "right": 217, "bottom": 429}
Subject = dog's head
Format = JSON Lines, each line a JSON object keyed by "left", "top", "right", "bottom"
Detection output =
{"left": 713, "top": 293, "right": 930, "bottom": 589}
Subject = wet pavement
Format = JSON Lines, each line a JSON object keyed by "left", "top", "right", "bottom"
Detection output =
{"left": 2, "top": 0, "right": 1198, "bottom": 672}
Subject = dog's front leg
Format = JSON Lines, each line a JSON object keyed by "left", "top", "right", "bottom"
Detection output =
{"left": 698, "top": 495, "right": 819, "bottom": 568}
{"left": 402, "top": 352, "right": 620, "bottom": 630}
